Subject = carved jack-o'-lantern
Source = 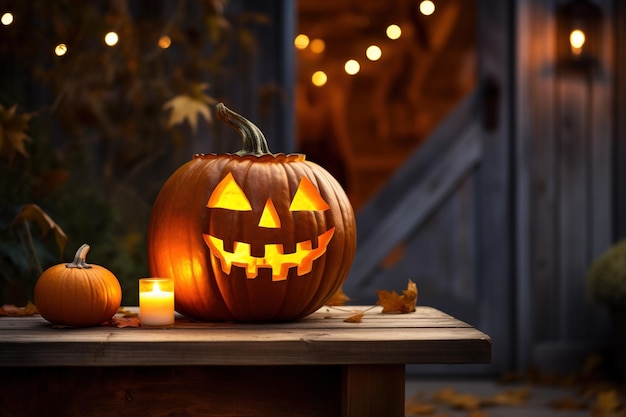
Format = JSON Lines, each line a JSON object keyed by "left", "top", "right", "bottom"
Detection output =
{"left": 147, "top": 103, "right": 356, "bottom": 322}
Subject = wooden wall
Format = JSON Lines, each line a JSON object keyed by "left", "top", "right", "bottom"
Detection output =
{"left": 515, "top": 0, "right": 615, "bottom": 372}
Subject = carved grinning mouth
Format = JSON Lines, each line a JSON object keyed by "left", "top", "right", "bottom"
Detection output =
{"left": 203, "top": 227, "right": 335, "bottom": 281}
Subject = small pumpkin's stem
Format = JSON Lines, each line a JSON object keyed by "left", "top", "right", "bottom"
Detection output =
{"left": 216, "top": 103, "right": 271, "bottom": 156}
{"left": 66, "top": 244, "right": 93, "bottom": 269}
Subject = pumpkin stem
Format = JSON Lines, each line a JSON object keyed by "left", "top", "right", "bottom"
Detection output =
{"left": 216, "top": 103, "right": 271, "bottom": 156}
{"left": 66, "top": 244, "right": 93, "bottom": 269}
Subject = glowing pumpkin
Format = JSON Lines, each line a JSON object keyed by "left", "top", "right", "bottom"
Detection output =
{"left": 147, "top": 103, "right": 356, "bottom": 322}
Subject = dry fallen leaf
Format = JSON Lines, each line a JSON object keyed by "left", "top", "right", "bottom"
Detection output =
{"left": 108, "top": 317, "right": 141, "bottom": 328}
{"left": 485, "top": 386, "right": 531, "bottom": 406}
{"left": 117, "top": 307, "right": 139, "bottom": 318}
{"left": 592, "top": 389, "right": 622, "bottom": 415}
{"left": 0, "top": 301, "right": 38, "bottom": 316}
{"left": 405, "top": 400, "right": 436, "bottom": 415}
{"left": 343, "top": 312, "right": 364, "bottom": 323}
{"left": 376, "top": 279, "right": 418, "bottom": 313}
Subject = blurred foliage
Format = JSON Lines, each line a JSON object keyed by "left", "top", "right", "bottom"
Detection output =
{"left": 0, "top": 0, "right": 268, "bottom": 305}
{"left": 587, "top": 240, "right": 626, "bottom": 308}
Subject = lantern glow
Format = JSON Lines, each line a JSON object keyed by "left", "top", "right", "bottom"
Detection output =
{"left": 569, "top": 29, "right": 585, "bottom": 54}
{"left": 555, "top": 0, "right": 602, "bottom": 75}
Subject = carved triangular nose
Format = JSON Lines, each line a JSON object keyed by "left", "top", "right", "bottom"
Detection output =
{"left": 258, "top": 199, "right": 281, "bottom": 228}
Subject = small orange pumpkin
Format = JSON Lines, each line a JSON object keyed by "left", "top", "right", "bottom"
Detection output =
{"left": 34, "top": 244, "right": 122, "bottom": 326}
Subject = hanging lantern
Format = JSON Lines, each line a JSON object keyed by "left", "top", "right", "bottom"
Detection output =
{"left": 556, "top": 0, "right": 602, "bottom": 75}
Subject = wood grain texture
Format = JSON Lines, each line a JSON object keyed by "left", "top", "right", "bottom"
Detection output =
{"left": 0, "top": 306, "right": 491, "bottom": 367}
{"left": 0, "top": 366, "right": 342, "bottom": 417}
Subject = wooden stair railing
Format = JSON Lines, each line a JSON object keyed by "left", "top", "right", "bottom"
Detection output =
{"left": 343, "top": 89, "right": 483, "bottom": 297}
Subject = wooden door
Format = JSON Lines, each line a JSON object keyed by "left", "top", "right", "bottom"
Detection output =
{"left": 342, "top": 0, "right": 514, "bottom": 374}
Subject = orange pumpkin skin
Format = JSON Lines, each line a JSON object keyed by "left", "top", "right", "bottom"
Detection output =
{"left": 34, "top": 244, "right": 122, "bottom": 326}
{"left": 147, "top": 105, "right": 356, "bottom": 322}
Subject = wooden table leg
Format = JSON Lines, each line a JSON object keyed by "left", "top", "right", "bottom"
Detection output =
{"left": 341, "top": 364, "right": 405, "bottom": 417}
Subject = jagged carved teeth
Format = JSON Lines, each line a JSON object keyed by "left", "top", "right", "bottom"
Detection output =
{"left": 203, "top": 227, "right": 335, "bottom": 281}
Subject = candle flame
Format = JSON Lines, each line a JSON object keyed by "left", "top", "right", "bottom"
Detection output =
{"left": 152, "top": 281, "right": 161, "bottom": 293}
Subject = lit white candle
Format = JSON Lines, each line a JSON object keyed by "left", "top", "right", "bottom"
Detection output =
{"left": 139, "top": 278, "right": 174, "bottom": 327}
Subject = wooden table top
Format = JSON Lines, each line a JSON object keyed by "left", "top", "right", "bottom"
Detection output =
{"left": 0, "top": 305, "right": 491, "bottom": 367}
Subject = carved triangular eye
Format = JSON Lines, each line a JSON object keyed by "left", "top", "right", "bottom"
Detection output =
{"left": 289, "top": 177, "right": 330, "bottom": 211}
{"left": 207, "top": 173, "right": 252, "bottom": 211}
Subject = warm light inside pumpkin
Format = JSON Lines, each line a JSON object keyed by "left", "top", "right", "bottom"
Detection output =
{"left": 139, "top": 278, "right": 175, "bottom": 327}
{"left": 203, "top": 175, "right": 334, "bottom": 281}
{"left": 569, "top": 29, "right": 586, "bottom": 55}
{"left": 207, "top": 173, "right": 252, "bottom": 210}
{"left": 289, "top": 177, "right": 330, "bottom": 211}
{"left": 259, "top": 199, "right": 281, "bottom": 228}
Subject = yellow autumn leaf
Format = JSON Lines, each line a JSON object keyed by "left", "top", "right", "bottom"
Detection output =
{"left": 343, "top": 312, "right": 364, "bottom": 323}
{"left": 0, "top": 301, "right": 38, "bottom": 316}
{"left": 592, "top": 389, "right": 622, "bottom": 414}
{"left": 376, "top": 279, "right": 418, "bottom": 313}
{"left": 163, "top": 83, "right": 217, "bottom": 133}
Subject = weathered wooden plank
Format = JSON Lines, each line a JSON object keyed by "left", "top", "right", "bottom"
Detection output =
{"left": 0, "top": 366, "right": 342, "bottom": 417}
{"left": 0, "top": 306, "right": 491, "bottom": 367}
{"left": 345, "top": 123, "right": 483, "bottom": 295}
{"left": 557, "top": 78, "right": 590, "bottom": 340}
{"left": 342, "top": 364, "right": 405, "bottom": 417}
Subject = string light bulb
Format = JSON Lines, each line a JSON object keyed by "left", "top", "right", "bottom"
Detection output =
{"left": 311, "top": 71, "right": 327, "bottom": 87}
{"left": 366, "top": 45, "right": 382, "bottom": 61}
{"left": 104, "top": 31, "right": 119, "bottom": 46}
{"left": 309, "top": 38, "right": 325, "bottom": 54}
{"left": 54, "top": 44, "right": 68, "bottom": 56}
{"left": 344, "top": 59, "right": 360, "bottom": 75}
{"left": 419, "top": 1, "right": 436, "bottom": 16}
{"left": 1, "top": 12, "right": 13, "bottom": 25}
{"left": 569, "top": 29, "right": 585, "bottom": 55}
{"left": 158, "top": 35, "right": 172, "bottom": 49}
{"left": 386, "top": 24, "right": 401, "bottom": 40}
{"left": 294, "top": 34, "right": 310, "bottom": 49}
